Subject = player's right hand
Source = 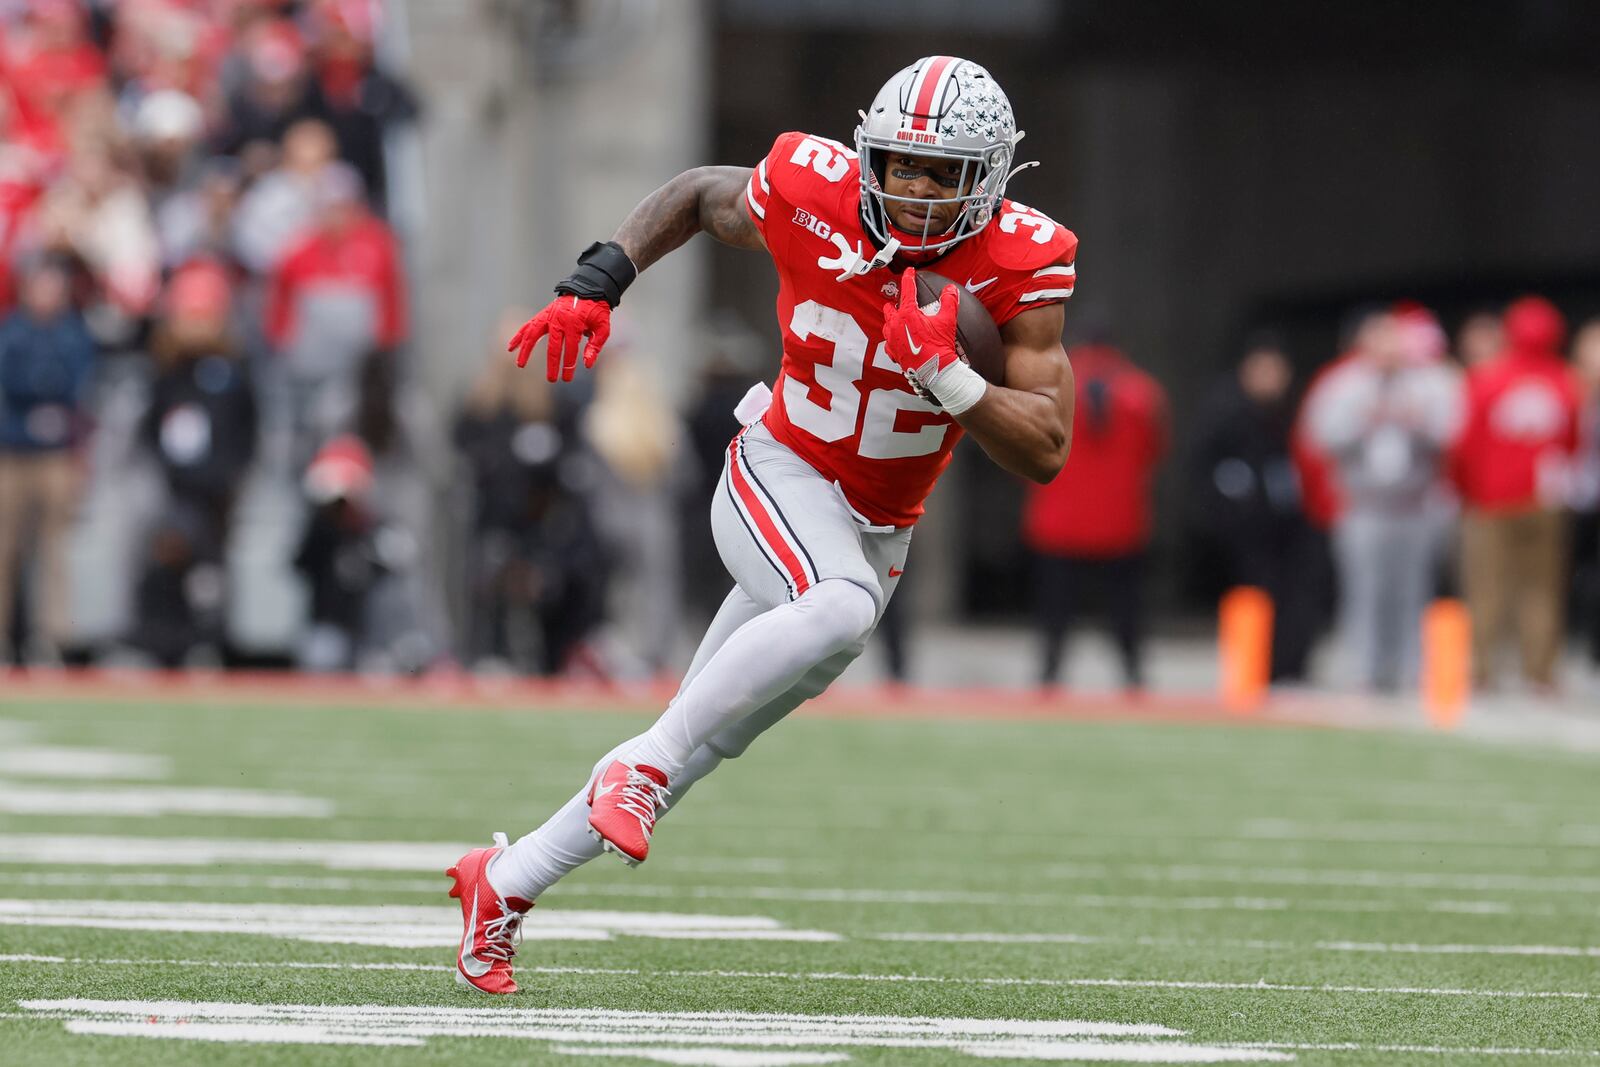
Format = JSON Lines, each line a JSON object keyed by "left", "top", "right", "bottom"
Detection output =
{"left": 507, "top": 295, "right": 613, "bottom": 383}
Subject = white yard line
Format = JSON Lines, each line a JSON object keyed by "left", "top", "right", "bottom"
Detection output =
{"left": 552, "top": 1046, "right": 846, "bottom": 1066}
{"left": 0, "top": 784, "right": 331, "bottom": 818}
{"left": 561, "top": 882, "right": 1541, "bottom": 917}
{"left": 3, "top": 1000, "right": 1300, "bottom": 1062}
{"left": 0, "top": 899, "right": 838, "bottom": 946}
{"left": 0, "top": 833, "right": 464, "bottom": 868}
{"left": 1239, "top": 817, "right": 1600, "bottom": 848}
{"left": 4, "top": 955, "right": 1597, "bottom": 1001}
{"left": 1230, "top": 1042, "right": 1600, "bottom": 1059}
{"left": 0, "top": 871, "right": 450, "bottom": 893}
{"left": 19, "top": 999, "right": 1600, "bottom": 1061}
{"left": 1046, "top": 862, "right": 1600, "bottom": 895}
{"left": 0, "top": 867, "right": 1571, "bottom": 918}
{"left": 874, "top": 933, "right": 1600, "bottom": 958}
{"left": 1315, "top": 940, "right": 1600, "bottom": 959}
{"left": 0, "top": 746, "right": 170, "bottom": 780}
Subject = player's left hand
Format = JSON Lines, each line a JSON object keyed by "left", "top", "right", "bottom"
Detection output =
{"left": 881, "top": 267, "right": 959, "bottom": 390}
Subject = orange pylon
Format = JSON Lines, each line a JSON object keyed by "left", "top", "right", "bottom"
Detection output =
{"left": 1219, "top": 586, "right": 1273, "bottom": 713}
{"left": 1421, "top": 598, "right": 1471, "bottom": 729}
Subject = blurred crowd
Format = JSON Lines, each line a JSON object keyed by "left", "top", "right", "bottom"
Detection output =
{"left": 1027, "top": 298, "right": 1600, "bottom": 698}
{"left": 3, "top": 2, "right": 1598, "bottom": 699}
{"left": 0, "top": 0, "right": 419, "bottom": 668}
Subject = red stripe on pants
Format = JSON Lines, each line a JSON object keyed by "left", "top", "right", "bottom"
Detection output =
{"left": 727, "top": 436, "right": 811, "bottom": 597}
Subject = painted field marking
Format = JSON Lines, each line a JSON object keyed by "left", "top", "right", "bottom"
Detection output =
{"left": 561, "top": 882, "right": 1545, "bottom": 917}
{"left": 11, "top": 830, "right": 1600, "bottom": 883}
{"left": 1046, "top": 862, "right": 1600, "bottom": 895}
{"left": 0, "top": 866, "right": 1577, "bottom": 919}
{"left": 5, "top": 955, "right": 1598, "bottom": 1001}
{"left": 1240, "top": 817, "right": 1600, "bottom": 848}
{"left": 1314, "top": 940, "right": 1600, "bottom": 959}
{"left": 874, "top": 933, "right": 1600, "bottom": 959}
{"left": 28, "top": 1015, "right": 1600, "bottom": 1063}
{"left": 0, "top": 871, "right": 456, "bottom": 893}
{"left": 0, "top": 899, "right": 839, "bottom": 946}
{"left": 0, "top": 745, "right": 170, "bottom": 780}
{"left": 0, "top": 784, "right": 331, "bottom": 818}
{"left": 552, "top": 1046, "right": 846, "bottom": 1066}
{"left": 14, "top": 999, "right": 1291, "bottom": 1063}
{"left": 1233, "top": 1042, "right": 1600, "bottom": 1059}
{"left": 0, "top": 833, "right": 465, "bottom": 868}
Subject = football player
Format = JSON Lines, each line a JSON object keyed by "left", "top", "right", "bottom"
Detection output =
{"left": 450, "top": 55, "right": 1077, "bottom": 993}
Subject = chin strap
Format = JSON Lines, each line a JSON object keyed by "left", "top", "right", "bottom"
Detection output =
{"left": 819, "top": 231, "right": 902, "bottom": 282}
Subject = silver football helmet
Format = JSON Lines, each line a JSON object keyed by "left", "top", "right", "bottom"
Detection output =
{"left": 855, "top": 56, "right": 1028, "bottom": 255}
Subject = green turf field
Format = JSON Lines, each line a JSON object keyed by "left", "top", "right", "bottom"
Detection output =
{"left": 1, "top": 693, "right": 1597, "bottom": 1065}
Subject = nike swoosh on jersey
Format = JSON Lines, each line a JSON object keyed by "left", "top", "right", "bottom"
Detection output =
{"left": 459, "top": 886, "right": 494, "bottom": 978}
{"left": 964, "top": 277, "right": 998, "bottom": 293}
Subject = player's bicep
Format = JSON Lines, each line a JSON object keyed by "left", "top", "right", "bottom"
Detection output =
{"left": 698, "top": 166, "right": 767, "bottom": 252}
{"left": 999, "top": 303, "right": 1070, "bottom": 396}
{"left": 999, "top": 303, "right": 1074, "bottom": 442}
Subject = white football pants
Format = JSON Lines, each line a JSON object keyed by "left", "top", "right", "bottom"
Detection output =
{"left": 490, "top": 418, "right": 910, "bottom": 901}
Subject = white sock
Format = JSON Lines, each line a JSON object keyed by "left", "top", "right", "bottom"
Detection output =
{"left": 488, "top": 741, "right": 725, "bottom": 902}
{"left": 625, "top": 579, "right": 876, "bottom": 780}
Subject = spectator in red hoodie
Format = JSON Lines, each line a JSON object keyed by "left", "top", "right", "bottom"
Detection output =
{"left": 264, "top": 161, "right": 405, "bottom": 456}
{"left": 1022, "top": 340, "right": 1168, "bottom": 691}
{"left": 1452, "top": 296, "right": 1582, "bottom": 691}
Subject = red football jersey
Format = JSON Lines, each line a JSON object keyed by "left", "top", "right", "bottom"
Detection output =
{"left": 744, "top": 130, "right": 1078, "bottom": 527}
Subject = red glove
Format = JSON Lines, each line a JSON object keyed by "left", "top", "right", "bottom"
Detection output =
{"left": 507, "top": 295, "right": 613, "bottom": 383}
{"left": 881, "top": 267, "right": 959, "bottom": 384}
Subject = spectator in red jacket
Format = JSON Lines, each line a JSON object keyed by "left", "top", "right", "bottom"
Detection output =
{"left": 1022, "top": 341, "right": 1168, "bottom": 691}
{"left": 1452, "top": 295, "right": 1582, "bottom": 691}
{"left": 264, "top": 161, "right": 405, "bottom": 457}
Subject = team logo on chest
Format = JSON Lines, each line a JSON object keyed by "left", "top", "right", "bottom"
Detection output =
{"left": 791, "top": 208, "right": 833, "bottom": 241}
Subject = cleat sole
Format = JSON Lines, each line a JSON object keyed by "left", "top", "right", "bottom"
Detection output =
{"left": 589, "top": 827, "right": 643, "bottom": 867}
{"left": 454, "top": 969, "right": 514, "bottom": 995}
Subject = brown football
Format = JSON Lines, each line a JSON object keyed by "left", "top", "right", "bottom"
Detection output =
{"left": 913, "top": 270, "right": 1007, "bottom": 387}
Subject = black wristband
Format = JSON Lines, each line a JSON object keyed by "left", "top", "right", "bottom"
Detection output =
{"left": 552, "top": 240, "right": 638, "bottom": 308}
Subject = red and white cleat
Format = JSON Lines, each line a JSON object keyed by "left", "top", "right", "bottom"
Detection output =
{"left": 587, "top": 761, "right": 671, "bottom": 866}
{"left": 445, "top": 832, "right": 532, "bottom": 995}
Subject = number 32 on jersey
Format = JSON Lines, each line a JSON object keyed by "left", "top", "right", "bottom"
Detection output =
{"left": 783, "top": 300, "right": 951, "bottom": 461}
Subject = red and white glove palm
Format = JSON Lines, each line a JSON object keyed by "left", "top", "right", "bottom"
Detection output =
{"left": 880, "top": 267, "right": 987, "bottom": 415}
{"left": 507, "top": 295, "right": 613, "bottom": 383}
{"left": 881, "top": 267, "right": 960, "bottom": 386}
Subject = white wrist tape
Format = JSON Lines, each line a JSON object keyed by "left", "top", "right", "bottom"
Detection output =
{"left": 921, "top": 358, "right": 988, "bottom": 416}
